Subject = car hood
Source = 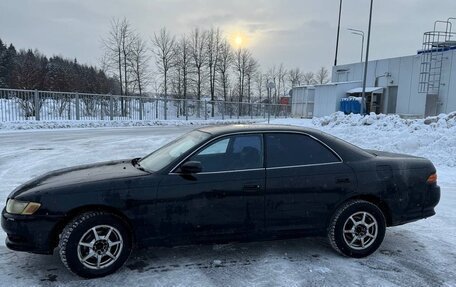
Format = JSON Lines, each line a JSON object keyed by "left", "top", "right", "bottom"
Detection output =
{"left": 9, "top": 159, "right": 148, "bottom": 198}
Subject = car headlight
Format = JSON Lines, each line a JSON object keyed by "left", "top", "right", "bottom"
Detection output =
{"left": 6, "top": 199, "right": 41, "bottom": 215}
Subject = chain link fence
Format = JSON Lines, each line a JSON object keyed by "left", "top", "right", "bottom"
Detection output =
{"left": 0, "top": 88, "right": 291, "bottom": 122}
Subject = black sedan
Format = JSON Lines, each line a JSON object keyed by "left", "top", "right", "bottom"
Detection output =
{"left": 2, "top": 125, "right": 440, "bottom": 278}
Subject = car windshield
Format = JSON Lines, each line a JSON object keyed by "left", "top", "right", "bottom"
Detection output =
{"left": 139, "top": 130, "right": 211, "bottom": 172}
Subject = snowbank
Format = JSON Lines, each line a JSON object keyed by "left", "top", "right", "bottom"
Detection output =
{"left": 313, "top": 111, "right": 456, "bottom": 129}
{"left": 0, "top": 119, "right": 260, "bottom": 131}
{"left": 272, "top": 112, "right": 456, "bottom": 169}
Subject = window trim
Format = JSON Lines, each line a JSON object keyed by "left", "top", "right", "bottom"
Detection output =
{"left": 265, "top": 161, "right": 342, "bottom": 170}
{"left": 168, "top": 130, "right": 343, "bottom": 175}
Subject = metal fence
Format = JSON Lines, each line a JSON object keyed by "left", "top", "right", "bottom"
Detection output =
{"left": 0, "top": 88, "right": 291, "bottom": 122}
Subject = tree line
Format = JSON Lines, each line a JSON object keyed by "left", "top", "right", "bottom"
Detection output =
{"left": 0, "top": 38, "right": 119, "bottom": 94}
{"left": 101, "top": 18, "right": 330, "bottom": 106}
{"left": 0, "top": 17, "right": 330, "bottom": 103}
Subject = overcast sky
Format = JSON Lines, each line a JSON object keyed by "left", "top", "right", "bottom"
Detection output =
{"left": 1, "top": 0, "right": 456, "bottom": 73}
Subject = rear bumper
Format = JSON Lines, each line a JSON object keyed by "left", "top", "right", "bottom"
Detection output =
{"left": 391, "top": 184, "right": 440, "bottom": 226}
{"left": 1, "top": 208, "right": 62, "bottom": 254}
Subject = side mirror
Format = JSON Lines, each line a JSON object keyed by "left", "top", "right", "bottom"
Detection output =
{"left": 180, "top": 161, "right": 202, "bottom": 174}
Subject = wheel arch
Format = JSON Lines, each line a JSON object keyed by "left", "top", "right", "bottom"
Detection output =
{"left": 335, "top": 195, "right": 393, "bottom": 227}
{"left": 50, "top": 205, "right": 135, "bottom": 250}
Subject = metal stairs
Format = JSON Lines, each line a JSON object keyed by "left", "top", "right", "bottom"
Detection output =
{"left": 419, "top": 18, "right": 456, "bottom": 95}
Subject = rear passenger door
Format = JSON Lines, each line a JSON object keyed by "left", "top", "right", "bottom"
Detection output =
{"left": 264, "top": 132, "right": 356, "bottom": 232}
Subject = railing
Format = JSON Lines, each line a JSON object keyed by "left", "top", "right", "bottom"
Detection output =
{"left": 0, "top": 88, "right": 291, "bottom": 122}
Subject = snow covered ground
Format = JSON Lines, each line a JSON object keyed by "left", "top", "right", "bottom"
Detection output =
{"left": 0, "top": 114, "right": 455, "bottom": 286}
{"left": 0, "top": 118, "right": 261, "bottom": 131}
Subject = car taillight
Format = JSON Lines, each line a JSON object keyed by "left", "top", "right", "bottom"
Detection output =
{"left": 427, "top": 173, "right": 437, "bottom": 184}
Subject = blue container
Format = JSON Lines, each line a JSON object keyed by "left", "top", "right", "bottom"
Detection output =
{"left": 350, "top": 99, "right": 361, "bottom": 114}
{"left": 339, "top": 99, "right": 346, "bottom": 113}
{"left": 340, "top": 98, "right": 351, "bottom": 114}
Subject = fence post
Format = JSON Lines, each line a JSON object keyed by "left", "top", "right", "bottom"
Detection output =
{"left": 34, "top": 90, "right": 40, "bottom": 121}
{"left": 267, "top": 104, "right": 271, "bottom": 124}
{"left": 100, "top": 97, "right": 104, "bottom": 120}
{"left": 75, "top": 92, "right": 80, "bottom": 120}
{"left": 222, "top": 101, "right": 225, "bottom": 120}
{"left": 164, "top": 98, "right": 168, "bottom": 120}
{"left": 109, "top": 96, "right": 114, "bottom": 120}
{"left": 185, "top": 99, "right": 188, "bottom": 121}
{"left": 139, "top": 98, "right": 143, "bottom": 120}
{"left": 204, "top": 100, "right": 208, "bottom": 120}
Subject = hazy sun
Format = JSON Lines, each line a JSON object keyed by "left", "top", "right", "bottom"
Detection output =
{"left": 229, "top": 31, "right": 249, "bottom": 48}
{"left": 235, "top": 35, "right": 243, "bottom": 46}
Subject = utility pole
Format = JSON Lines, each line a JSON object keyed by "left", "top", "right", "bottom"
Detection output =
{"left": 361, "top": 0, "right": 373, "bottom": 115}
{"left": 334, "top": 0, "right": 343, "bottom": 66}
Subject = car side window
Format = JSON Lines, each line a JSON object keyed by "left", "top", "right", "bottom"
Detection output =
{"left": 198, "top": 138, "right": 229, "bottom": 155}
{"left": 188, "top": 134, "right": 263, "bottom": 172}
{"left": 266, "top": 133, "right": 340, "bottom": 168}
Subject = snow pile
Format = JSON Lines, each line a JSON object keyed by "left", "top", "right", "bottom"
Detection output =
{"left": 313, "top": 111, "right": 456, "bottom": 130}
{"left": 272, "top": 112, "right": 456, "bottom": 168}
{"left": 0, "top": 119, "right": 260, "bottom": 131}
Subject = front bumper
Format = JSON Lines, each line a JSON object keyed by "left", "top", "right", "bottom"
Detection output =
{"left": 1, "top": 208, "right": 63, "bottom": 254}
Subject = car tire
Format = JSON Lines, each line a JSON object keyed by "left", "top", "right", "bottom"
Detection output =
{"left": 328, "top": 200, "right": 386, "bottom": 258}
{"left": 58, "top": 211, "right": 132, "bottom": 278}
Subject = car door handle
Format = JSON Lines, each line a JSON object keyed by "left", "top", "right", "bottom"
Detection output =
{"left": 336, "top": 177, "right": 351, "bottom": 184}
{"left": 243, "top": 184, "right": 261, "bottom": 192}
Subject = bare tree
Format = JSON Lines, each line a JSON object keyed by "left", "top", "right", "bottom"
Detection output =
{"left": 128, "top": 34, "right": 150, "bottom": 96}
{"left": 175, "top": 35, "right": 191, "bottom": 116}
{"left": 217, "top": 39, "right": 233, "bottom": 101}
{"left": 288, "top": 68, "right": 303, "bottom": 88}
{"left": 102, "top": 18, "right": 125, "bottom": 96}
{"left": 315, "top": 66, "right": 330, "bottom": 84}
{"left": 233, "top": 48, "right": 253, "bottom": 116}
{"left": 254, "top": 72, "right": 265, "bottom": 103}
{"left": 152, "top": 27, "right": 176, "bottom": 99}
{"left": 189, "top": 28, "right": 207, "bottom": 117}
{"left": 245, "top": 56, "right": 258, "bottom": 104}
{"left": 303, "top": 71, "right": 316, "bottom": 85}
{"left": 233, "top": 48, "right": 250, "bottom": 103}
{"left": 206, "top": 28, "right": 221, "bottom": 116}
{"left": 120, "top": 18, "right": 133, "bottom": 96}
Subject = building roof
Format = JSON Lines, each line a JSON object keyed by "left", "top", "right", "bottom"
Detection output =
{"left": 346, "top": 87, "right": 383, "bottom": 94}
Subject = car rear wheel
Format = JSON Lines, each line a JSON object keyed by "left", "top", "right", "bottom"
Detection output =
{"left": 58, "top": 211, "right": 132, "bottom": 278}
{"left": 328, "top": 200, "right": 386, "bottom": 258}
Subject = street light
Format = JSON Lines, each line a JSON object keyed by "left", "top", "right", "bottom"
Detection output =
{"left": 361, "top": 0, "right": 374, "bottom": 115}
{"left": 348, "top": 28, "right": 364, "bottom": 62}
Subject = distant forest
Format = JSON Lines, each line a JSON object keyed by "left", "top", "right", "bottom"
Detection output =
{"left": 0, "top": 38, "right": 120, "bottom": 94}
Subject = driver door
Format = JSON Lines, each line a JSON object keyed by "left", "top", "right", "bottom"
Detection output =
{"left": 155, "top": 133, "right": 266, "bottom": 243}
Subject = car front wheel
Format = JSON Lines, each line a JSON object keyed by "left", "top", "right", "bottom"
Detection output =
{"left": 328, "top": 200, "right": 386, "bottom": 258}
{"left": 58, "top": 211, "right": 132, "bottom": 278}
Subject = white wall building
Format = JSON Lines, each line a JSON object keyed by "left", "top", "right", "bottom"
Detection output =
{"left": 291, "top": 20, "right": 456, "bottom": 118}
{"left": 332, "top": 48, "right": 456, "bottom": 117}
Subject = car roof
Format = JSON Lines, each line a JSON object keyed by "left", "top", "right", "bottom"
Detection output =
{"left": 197, "top": 124, "right": 319, "bottom": 136}
{"left": 196, "top": 124, "right": 373, "bottom": 162}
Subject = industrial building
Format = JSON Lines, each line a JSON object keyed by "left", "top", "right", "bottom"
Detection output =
{"left": 292, "top": 18, "right": 456, "bottom": 118}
